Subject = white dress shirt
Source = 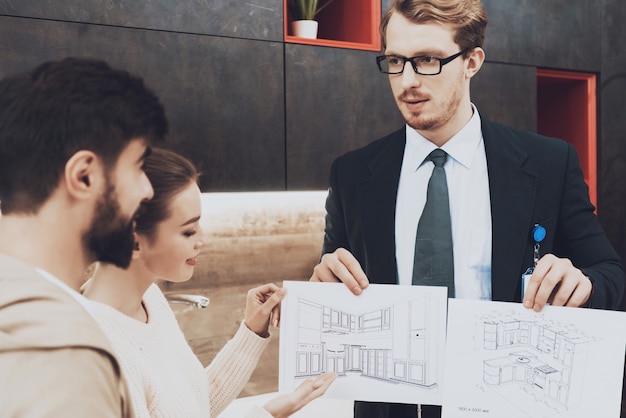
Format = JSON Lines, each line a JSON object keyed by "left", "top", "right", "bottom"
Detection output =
{"left": 395, "top": 105, "right": 492, "bottom": 300}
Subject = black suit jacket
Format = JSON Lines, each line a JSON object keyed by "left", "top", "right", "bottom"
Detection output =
{"left": 321, "top": 118, "right": 625, "bottom": 418}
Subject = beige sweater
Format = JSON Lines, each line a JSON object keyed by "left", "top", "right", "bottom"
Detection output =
{"left": 88, "top": 283, "right": 272, "bottom": 418}
{"left": 0, "top": 253, "right": 133, "bottom": 417}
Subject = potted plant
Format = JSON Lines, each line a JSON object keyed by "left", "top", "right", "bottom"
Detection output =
{"left": 287, "top": 0, "right": 337, "bottom": 39}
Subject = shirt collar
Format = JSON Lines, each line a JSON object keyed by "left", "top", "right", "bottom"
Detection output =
{"left": 405, "top": 103, "right": 483, "bottom": 170}
{"left": 36, "top": 267, "right": 95, "bottom": 315}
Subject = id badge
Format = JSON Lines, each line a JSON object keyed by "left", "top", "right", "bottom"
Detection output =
{"left": 521, "top": 267, "right": 533, "bottom": 296}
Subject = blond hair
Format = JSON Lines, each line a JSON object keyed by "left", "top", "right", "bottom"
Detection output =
{"left": 380, "top": 0, "right": 488, "bottom": 52}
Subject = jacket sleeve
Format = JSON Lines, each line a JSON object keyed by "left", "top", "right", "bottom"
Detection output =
{"left": 555, "top": 143, "right": 625, "bottom": 309}
{"left": 322, "top": 158, "right": 350, "bottom": 256}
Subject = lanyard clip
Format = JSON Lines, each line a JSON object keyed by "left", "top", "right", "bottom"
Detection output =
{"left": 531, "top": 224, "right": 546, "bottom": 268}
{"left": 522, "top": 224, "right": 547, "bottom": 298}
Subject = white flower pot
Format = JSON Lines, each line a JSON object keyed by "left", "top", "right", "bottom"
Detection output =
{"left": 292, "top": 20, "right": 318, "bottom": 39}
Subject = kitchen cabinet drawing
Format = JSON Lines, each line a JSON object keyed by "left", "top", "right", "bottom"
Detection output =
{"left": 293, "top": 296, "right": 437, "bottom": 387}
{"left": 481, "top": 312, "right": 591, "bottom": 411}
{"left": 443, "top": 299, "right": 626, "bottom": 418}
{"left": 279, "top": 281, "right": 448, "bottom": 406}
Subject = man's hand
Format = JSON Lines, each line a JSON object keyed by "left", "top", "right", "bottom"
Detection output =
{"left": 522, "top": 254, "right": 593, "bottom": 312}
{"left": 309, "top": 248, "right": 369, "bottom": 295}
{"left": 263, "top": 373, "right": 337, "bottom": 418}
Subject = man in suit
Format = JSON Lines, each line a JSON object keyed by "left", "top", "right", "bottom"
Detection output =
{"left": 310, "top": 0, "right": 625, "bottom": 417}
{"left": 0, "top": 58, "right": 168, "bottom": 416}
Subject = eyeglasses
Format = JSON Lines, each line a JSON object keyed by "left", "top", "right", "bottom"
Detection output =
{"left": 376, "top": 50, "right": 468, "bottom": 75}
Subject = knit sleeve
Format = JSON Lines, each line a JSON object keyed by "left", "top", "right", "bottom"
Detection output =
{"left": 206, "top": 320, "right": 270, "bottom": 416}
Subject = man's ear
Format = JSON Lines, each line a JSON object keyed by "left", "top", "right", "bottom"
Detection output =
{"left": 64, "top": 150, "right": 104, "bottom": 199}
{"left": 465, "top": 47, "right": 485, "bottom": 80}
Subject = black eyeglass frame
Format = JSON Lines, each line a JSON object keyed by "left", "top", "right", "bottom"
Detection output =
{"left": 376, "top": 49, "right": 469, "bottom": 76}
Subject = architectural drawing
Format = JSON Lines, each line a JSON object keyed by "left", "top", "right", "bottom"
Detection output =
{"left": 443, "top": 299, "right": 626, "bottom": 418}
{"left": 294, "top": 296, "right": 438, "bottom": 388}
{"left": 481, "top": 311, "right": 593, "bottom": 412}
{"left": 280, "top": 281, "right": 448, "bottom": 405}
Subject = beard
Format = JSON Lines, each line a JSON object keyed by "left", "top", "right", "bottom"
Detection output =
{"left": 83, "top": 182, "right": 136, "bottom": 269}
{"left": 399, "top": 71, "right": 465, "bottom": 133}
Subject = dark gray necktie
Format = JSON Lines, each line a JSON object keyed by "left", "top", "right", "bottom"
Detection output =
{"left": 412, "top": 149, "right": 455, "bottom": 297}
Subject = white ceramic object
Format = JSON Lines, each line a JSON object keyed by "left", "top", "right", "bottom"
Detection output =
{"left": 292, "top": 20, "right": 319, "bottom": 39}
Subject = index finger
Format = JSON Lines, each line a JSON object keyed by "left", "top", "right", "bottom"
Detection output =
{"left": 336, "top": 249, "right": 369, "bottom": 291}
{"left": 253, "top": 287, "right": 287, "bottom": 321}
{"left": 261, "top": 287, "right": 287, "bottom": 310}
{"left": 250, "top": 282, "right": 281, "bottom": 297}
{"left": 522, "top": 255, "right": 557, "bottom": 311}
{"left": 271, "top": 296, "right": 282, "bottom": 328}
{"left": 522, "top": 270, "right": 542, "bottom": 310}
{"left": 323, "top": 249, "right": 369, "bottom": 295}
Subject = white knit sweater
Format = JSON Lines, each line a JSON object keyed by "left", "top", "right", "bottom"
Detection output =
{"left": 88, "top": 283, "right": 272, "bottom": 418}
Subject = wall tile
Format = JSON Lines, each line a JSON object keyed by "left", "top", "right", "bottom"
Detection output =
{"left": 285, "top": 43, "right": 404, "bottom": 189}
{"left": 482, "top": 0, "right": 600, "bottom": 72}
{"left": 471, "top": 61, "right": 537, "bottom": 132}
{"left": 0, "top": 16, "right": 286, "bottom": 191}
{"left": 0, "top": 0, "right": 283, "bottom": 41}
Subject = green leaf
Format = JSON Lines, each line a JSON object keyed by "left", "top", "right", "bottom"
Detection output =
{"left": 287, "top": 0, "right": 337, "bottom": 21}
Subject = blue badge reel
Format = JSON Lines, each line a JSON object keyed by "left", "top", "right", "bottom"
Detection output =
{"left": 521, "top": 224, "right": 546, "bottom": 297}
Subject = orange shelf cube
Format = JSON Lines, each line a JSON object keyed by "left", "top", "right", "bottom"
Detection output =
{"left": 537, "top": 69, "right": 597, "bottom": 209}
{"left": 284, "top": 0, "right": 381, "bottom": 51}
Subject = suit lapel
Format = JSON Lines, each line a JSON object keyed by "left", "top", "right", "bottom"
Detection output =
{"left": 358, "top": 130, "right": 405, "bottom": 284}
{"left": 482, "top": 120, "right": 537, "bottom": 302}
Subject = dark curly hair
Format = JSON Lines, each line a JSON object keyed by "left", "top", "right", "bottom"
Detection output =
{"left": 0, "top": 57, "right": 168, "bottom": 214}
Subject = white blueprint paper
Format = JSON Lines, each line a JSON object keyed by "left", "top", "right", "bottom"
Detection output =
{"left": 443, "top": 299, "right": 626, "bottom": 418}
{"left": 279, "top": 281, "right": 448, "bottom": 405}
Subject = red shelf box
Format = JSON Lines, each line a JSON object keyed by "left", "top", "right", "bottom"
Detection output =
{"left": 537, "top": 69, "right": 597, "bottom": 209}
{"left": 284, "top": 0, "right": 382, "bottom": 51}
